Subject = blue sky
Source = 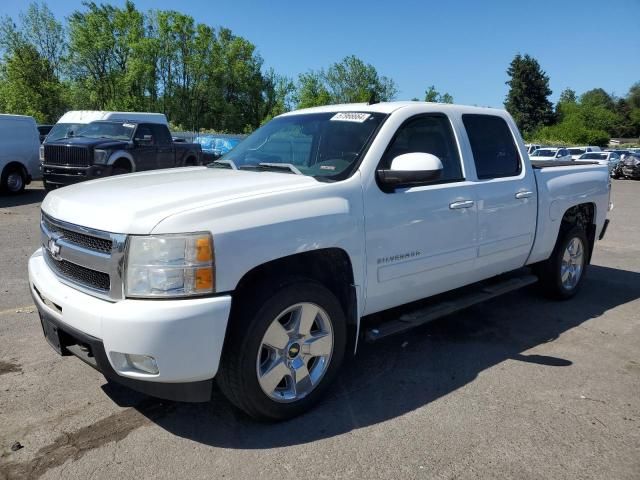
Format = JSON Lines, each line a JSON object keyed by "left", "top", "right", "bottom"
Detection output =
{"left": 2, "top": 0, "right": 639, "bottom": 107}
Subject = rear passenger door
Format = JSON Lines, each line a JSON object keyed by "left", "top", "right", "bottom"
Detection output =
{"left": 461, "top": 114, "right": 537, "bottom": 277}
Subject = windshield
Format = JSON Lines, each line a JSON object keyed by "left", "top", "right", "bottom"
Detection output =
{"left": 531, "top": 149, "right": 557, "bottom": 157}
{"left": 212, "top": 112, "right": 386, "bottom": 179}
{"left": 46, "top": 123, "right": 87, "bottom": 141}
{"left": 75, "top": 121, "right": 135, "bottom": 140}
{"left": 568, "top": 148, "right": 585, "bottom": 156}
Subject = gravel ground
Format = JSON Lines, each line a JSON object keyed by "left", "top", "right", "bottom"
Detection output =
{"left": 0, "top": 180, "right": 639, "bottom": 480}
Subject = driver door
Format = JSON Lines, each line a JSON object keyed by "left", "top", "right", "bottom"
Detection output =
{"left": 363, "top": 114, "right": 479, "bottom": 315}
{"left": 132, "top": 124, "right": 157, "bottom": 171}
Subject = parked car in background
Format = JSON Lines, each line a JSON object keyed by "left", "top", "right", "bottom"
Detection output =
{"left": 37, "top": 125, "right": 53, "bottom": 143}
{"left": 530, "top": 147, "right": 572, "bottom": 162}
{"left": 30, "top": 102, "right": 610, "bottom": 420}
{"left": 525, "top": 143, "right": 542, "bottom": 155}
{"left": 41, "top": 120, "right": 202, "bottom": 190}
{"left": 578, "top": 151, "right": 620, "bottom": 176}
{"left": 46, "top": 111, "right": 168, "bottom": 143}
{"left": 195, "top": 134, "right": 245, "bottom": 161}
{"left": 0, "top": 114, "right": 41, "bottom": 194}
{"left": 568, "top": 146, "right": 601, "bottom": 160}
{"left": 621, "top": 153, "right": 640, "bottom": 179}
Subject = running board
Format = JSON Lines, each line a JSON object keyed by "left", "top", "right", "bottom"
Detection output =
{"left": 364, "top": 273, "right": 538, "bottom": 342}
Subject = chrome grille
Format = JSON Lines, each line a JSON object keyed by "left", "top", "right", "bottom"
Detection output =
{"left": 44, "top": 145, "right": 91, "bottom": 167}
{"left": 45, "top": 249, "right": 110, "bottom": 291}
{"left": 41, "top": 213, "right": 127, "bottom": 301}
{"left": 42, "top": 215, "right": 112, "bottom": 253}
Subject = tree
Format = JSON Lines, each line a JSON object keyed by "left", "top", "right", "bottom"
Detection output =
{"left": 504, "top": 54, "right": 554, "bottom": 134}
{"left": 295, "top": 71, "right": 331, "bottom": 108}
{"left": 424, "top": 85, "right": 453, "bottom": 103}
{"left": 261, "top": 69, "right": 295, "bottom": 122}
{"left": 294, "top": 55, "right": 397, "bottom": 108}
{"left": 580, "top": 88, "right": 615, "bottom": 111}
{"left": 0, "top": 43, "right": 67, "bottom": 122}
{"left": 324, "top": 55, "right": 397, "bottom": 104}
{"left": 558, "top": 88, "right": 577, "bottom": 104}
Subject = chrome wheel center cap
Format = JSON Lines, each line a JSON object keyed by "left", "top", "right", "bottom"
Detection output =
{"left": 287, "top": 342, "right": 301, "bottom": 359}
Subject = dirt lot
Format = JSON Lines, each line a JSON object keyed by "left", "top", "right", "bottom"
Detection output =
{"left": 1, "top": 180, "right": 639, "bottom": 480}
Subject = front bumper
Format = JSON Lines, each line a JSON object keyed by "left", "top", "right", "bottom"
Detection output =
{"left": 28, "top": 249, "right": 232, "bottom": 402}
{"left": 42, "top": 164, "right": 113, "bottom": 189}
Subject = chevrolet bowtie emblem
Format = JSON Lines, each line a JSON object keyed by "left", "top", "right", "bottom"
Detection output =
{"left": 48, "top": 235, "right": 62, "bottom": 261}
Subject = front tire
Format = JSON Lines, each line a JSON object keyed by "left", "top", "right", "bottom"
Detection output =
{"left": 218, "top": 279, "right": 346, "bottom": 421}
{"left": 535, "top": 226, "right": 589, "bottom": 300}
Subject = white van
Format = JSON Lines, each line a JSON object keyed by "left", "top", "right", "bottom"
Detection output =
{"left": 0, "top": 114, "right": 40, "bottom": 194}
{"left": 46, "top": 111, "right": 168, "bottom": 142}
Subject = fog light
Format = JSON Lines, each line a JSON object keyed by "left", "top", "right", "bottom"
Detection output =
{"left": 111, "top": 352, "right": 159, "bottom": 375}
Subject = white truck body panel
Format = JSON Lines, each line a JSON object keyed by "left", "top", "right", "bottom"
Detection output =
{"left": 30, "top": 102, "right": 611, "bottom": 394}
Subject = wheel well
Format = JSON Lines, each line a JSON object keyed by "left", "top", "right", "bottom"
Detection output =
{"left": 234, "top": 248, "right": 357, "bottom": 335}
{"left": 184, "top": 156, "right": 196, "bottom": 166}
{"left": 560, "top": 203, "right": 596, "bottom": 261}
{"left": 112, "top": 158, "right": 132, "bottom": 172}
{"left": 2, "top": 161, "right": 27, "bottom": 178}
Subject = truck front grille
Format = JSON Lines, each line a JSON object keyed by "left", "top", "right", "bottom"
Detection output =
{"left": 45, "top": 250, "right": 110, "bottom": 291}
{"left": 41, "top": 213, "right": 127, "bottom": 301}
{"left": 42, "top": 215, "right": 112, "bottom": 253}
{"left": 44, "top": 145, "right": 91, "bottom": 167}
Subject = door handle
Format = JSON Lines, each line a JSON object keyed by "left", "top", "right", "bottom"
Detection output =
{"left": 515, "top": 191, "right": 534, "bottom": 199}
{"left": 449, "top": 200, "right": 475, "bottom": 209}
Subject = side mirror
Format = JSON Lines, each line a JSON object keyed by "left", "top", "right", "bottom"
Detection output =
{"left": 377, "top": 152, "right": 443, "bottom": 189}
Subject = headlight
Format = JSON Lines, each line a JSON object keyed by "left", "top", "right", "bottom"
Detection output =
{"left": 125, "top": 233, "right": 214, "bottom": 298}
{"left": 94, "top": 149, "right": 109, "bottom": 165}
{"left": 39, "top": 145, "right": 45, "bottom": 163}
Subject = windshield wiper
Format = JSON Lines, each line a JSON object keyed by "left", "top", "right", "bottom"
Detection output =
{"left": 209, "top": 159, "right": 238, "bottom": 170}
{"left": 253, "top": 162, "right": 302, "bottom": 175}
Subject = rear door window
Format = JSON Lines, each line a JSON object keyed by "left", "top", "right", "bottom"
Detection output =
{"left": 462, "top": 114, "right": 521, "bottom": 179}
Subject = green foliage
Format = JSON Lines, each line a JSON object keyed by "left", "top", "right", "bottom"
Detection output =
{"left": 0, "top": 1, "right": 291, "bottom": 132}
{"left": 424, "top": 85, "right": 453, "bottom": 103}
{"left": 504, "top": 54, "right": 554, "bottom": 135}
{"left": 0, "top": 43, "right": 67, "bottom": 122}
{"left": 294, "top": 55, "right": 397, "bottom": 108}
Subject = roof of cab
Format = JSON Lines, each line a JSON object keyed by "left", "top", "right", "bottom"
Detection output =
{"left": 279, "top": 101, "right": 507, "bottom": 117}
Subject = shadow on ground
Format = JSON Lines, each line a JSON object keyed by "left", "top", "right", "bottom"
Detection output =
{"left": 0, "top": 188, "right": 46, "bottom": 208}
{"left": 103, "top": 264, "right": 640, "bottom": 449}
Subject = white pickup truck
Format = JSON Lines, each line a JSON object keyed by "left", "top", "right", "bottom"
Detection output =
{"left": 29, "top": 102, "right": 611, "bottom": 420}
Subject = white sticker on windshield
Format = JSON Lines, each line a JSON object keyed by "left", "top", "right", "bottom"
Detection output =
{"left": 330, "top": 112, "right": 371, "bottom": 123}
{"left": 123, "top": 123, "right": 136, "bottom": 128}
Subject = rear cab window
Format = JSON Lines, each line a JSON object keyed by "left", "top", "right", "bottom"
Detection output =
{"left": 462, "top": 114, "right": 522, "bottom": 179}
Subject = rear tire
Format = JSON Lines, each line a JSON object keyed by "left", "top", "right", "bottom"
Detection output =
{"left": 535, "top": 226, "right": 589, "bottom": 300}
{"left": 217, "top": 279, "right": 346, "bottom": 421}
{"left": 1, "top": 166, "right": 26, "bottom": 194}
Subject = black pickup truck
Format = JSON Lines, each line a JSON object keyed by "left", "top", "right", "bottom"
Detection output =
{"left": 41, "top": 121, "right": 203, "bottom": 190}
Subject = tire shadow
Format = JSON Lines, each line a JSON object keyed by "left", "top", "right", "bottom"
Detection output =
{"left": 104, "top": 264, "right": 640, "bottom": 448}
{"left": 0, "top": 186, "right": 46, "bottom": 208}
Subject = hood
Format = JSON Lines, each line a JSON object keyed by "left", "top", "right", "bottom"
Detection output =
{"left": 45, "top": 136, "right": 129, "bottom": 150}
{"left": 42, "top": 167, "right": 318, "bottom": 234}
